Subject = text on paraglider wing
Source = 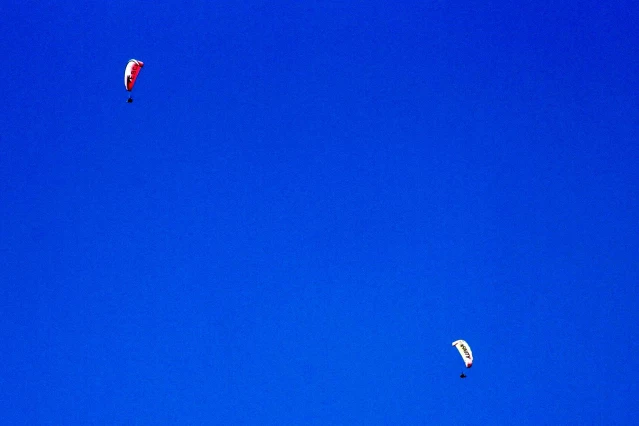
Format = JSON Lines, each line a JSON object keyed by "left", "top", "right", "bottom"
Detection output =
{"left": 460, "top": 344, "right": 471, "bottom": 359}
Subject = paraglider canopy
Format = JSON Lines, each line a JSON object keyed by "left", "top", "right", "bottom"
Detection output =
{"left": 124, "top": 59, "right": 144, "bottom": 92}
{"left": 452, "top": 339, "right": 473, "bottom": 368}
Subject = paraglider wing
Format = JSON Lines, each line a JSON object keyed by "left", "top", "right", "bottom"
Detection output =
{"left": 452, "top": 340, "right": 473, "bottom": 368}
{"left": 124, "top": 59, "right": 144, "bottom": 92}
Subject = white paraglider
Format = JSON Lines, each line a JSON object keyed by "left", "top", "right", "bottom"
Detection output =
{"left": 452, "top": 339, "right": 473, "bottom": 368}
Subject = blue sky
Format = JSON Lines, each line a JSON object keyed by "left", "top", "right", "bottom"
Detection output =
{"left": 1, "top": 1, "right": 638, "bottom": 424}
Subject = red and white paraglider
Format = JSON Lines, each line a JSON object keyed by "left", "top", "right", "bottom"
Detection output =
{"left": 452, "top": 339, "right": 473, "bottom": 378}
{"left": 124, "top": 59, "right": 144, "bottom": 103}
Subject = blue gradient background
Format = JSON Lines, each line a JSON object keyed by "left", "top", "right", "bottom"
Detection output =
{"left": 1, "top": 1, "right": 637, "bottom": 424}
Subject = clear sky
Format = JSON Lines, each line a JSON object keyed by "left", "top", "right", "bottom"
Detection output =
{"left": 1, "top": 1, "right": 638, "bottom": 424}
